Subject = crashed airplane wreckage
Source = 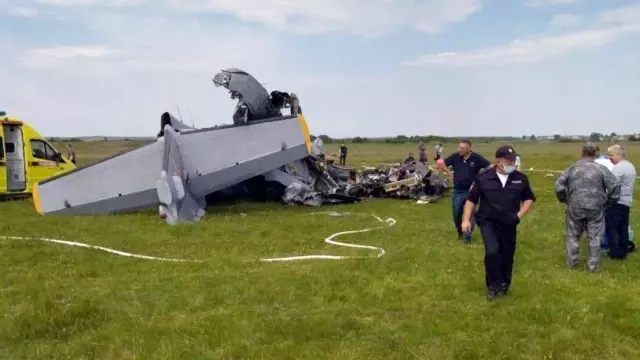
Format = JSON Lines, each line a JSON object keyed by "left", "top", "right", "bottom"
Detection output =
{"left": 33, "top": 68, "right": 447, "bottom": 225}
{"left": 33, "top": 68, "right": 362, "bottom": 225}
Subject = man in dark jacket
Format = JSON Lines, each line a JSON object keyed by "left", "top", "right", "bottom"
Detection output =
{"left": 462, "top": 145, "right": 536, "bottom": 300}
{"left": 339, "top": 143, "right": 348, "bottom": 166}
{"left": 442, "top": 139, "right": 491, "bottom": 243}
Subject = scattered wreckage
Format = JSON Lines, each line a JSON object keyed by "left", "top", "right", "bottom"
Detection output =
{"left": 317, "top": 144, "right": 449, "bottom": 204}
{"left": 32, "top": 68, "right": 449, "bottom": 225}
{"left": 208, "top": 137, "right": 449, "bottom": 208}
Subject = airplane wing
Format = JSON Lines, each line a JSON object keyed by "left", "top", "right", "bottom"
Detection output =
{"left": 33, "top": 114, "right": 311, "bottom": 217}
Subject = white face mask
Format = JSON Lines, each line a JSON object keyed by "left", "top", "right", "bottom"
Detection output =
{"left": 502, "top": 164, "right": 516, "bottom": 174}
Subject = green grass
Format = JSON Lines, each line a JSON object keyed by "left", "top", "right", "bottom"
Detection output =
{"left": 1, "top": 141, "right": 639, "bottom": 359}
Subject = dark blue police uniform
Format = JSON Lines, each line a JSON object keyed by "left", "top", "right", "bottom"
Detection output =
{"left": 467, "top": 147, "right": 536, "bottom": 298}
{"left": 445, "top": 151, "right": 491, "bottom": 242}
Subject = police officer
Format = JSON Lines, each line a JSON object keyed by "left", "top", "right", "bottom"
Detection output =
{"left": 461, "top": 145, "right": 536, "bottom": 300}
{"left": 554, "top": 142, "right": 620, "bottom": 272}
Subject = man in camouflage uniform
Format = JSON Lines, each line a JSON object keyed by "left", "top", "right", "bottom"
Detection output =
{"left": 554, "top": 143, "right": 621, "bottom": 271}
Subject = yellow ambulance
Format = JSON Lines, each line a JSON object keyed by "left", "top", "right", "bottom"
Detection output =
{"left": 0, "top": 110, "right": 76, "bottom": 196}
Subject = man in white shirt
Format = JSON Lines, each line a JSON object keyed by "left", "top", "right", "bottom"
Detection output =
{"left": 593, "top": 146, "right": 614, "bottom": 250}
{"left": 605, "top": 144, "right": 636, "bottom": 259}
{"left": 434, "top": 143, "right": 444, "bottom": 161}
{"left": 594, "top": 145, "right": 614, "bottom": 171}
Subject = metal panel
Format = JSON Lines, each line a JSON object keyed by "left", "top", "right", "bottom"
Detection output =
{"left": 188, "top": 144, "right": 308, "bottom": 196}
{"left": 36, "top": 115, "right": 309, "bottom": 216}
{"left": 36, "top": 141, "right": 163, "bottom": 213}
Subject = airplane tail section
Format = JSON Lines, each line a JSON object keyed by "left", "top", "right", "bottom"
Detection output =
{"left": 156, "top": 125, "right": 206, "bottom": 225}
{"left": 35, "top": 115, "right": 311, "bottom": 223}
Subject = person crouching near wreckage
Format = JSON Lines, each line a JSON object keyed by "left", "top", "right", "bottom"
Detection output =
{"left": 441, "top": 139, "right": 492, "bottom": 243}
{"left": 554, "top": 142, "right": 621, "bottom": 272}
{"left": 461, "top": 146, "right": 536, "bottom": 300}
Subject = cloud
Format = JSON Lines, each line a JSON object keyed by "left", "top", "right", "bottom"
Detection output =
{"left": 598, "top": 2, "right": 640, "bottom": 26}
{"left": 0, "top": 10, "right": 287, "bottom": 136}
{"left": 403, "top": 27, "right": 640, "bottom": 67}
{"left": 36, "top": 0, "right": 146, "bottom": 6}
{"left": 550, "top": 14, "right": 580, "bottom": 27}
{"left": 17, "top": 12, "right": 281, "bottom": 74}
{"left": 7, "top": 7, "right": 39, "bottom": 17}
{"left": 2, "top": 1, "right": 639, "bottom": 138}
{"left": 34, "top": 0, "right": 482, "bottom": 36}
{"left": 404, "top": 3, "right": 640, "bottom": 67}
{"left": 20, "top": 45, "right": 119, "bottom": 68}
{"left": 527, "top": 0, "right": 580, "bottom": 7}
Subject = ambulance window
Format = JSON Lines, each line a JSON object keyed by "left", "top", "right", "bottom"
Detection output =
{"left": 5, "top": 143, "right": 14, "bottom": 153}
{"left": 0, "top": 137, "right": 3, "bottom": 159}
{"left": 30, "top": 139, "right": 57, "bottom": 161}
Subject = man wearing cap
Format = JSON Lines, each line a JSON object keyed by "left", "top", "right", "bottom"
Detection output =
{"left": 554, "top": 142, "right": 620, "bottom": 272}
{"left": 461, "top": 145, "right": 536, "bottom": 300}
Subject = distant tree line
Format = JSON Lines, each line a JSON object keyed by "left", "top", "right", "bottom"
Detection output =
{"left": 588, "top": 132, "right": 640, "bottom": 142}
{"left": 47, "top": 137, "right": 144, "bottom": 142}
{"left": 47, "top": 137, "right": 84, "bottom": 142}
{"left": 308, "top": 133, "right": 640, "bottom": 144}
{"left": 309, "top": 134, "right": 525, "bottom": 144}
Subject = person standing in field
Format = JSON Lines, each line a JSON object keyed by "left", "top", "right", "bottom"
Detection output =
{"left": 418, "top": 141, "right": 427, "bottom": 165}
{"left": 461, "top": 145, "right": 536, "bottom": 300}
{"left": 434, "top": 143, "right": 444, "bottom": 161}
{"left": 66, "top": 143, "right": 76, "bottom": 164}
{"left": 554, "top": 142, "right": 620, "bottom": 272}
{"left": 339, "top": 143, "right": 348, "bottom": 166}
{"left": 594, "top": 146, "right": 614, "bottom": 171}
{"left": 593, "top": 145, "right": 614, "bottom": 250}
{"left": 441, "top": 139, "right": 492, "bottom": 243}
{"left": 605, "top": 144, "right": 636, "bottom": 259}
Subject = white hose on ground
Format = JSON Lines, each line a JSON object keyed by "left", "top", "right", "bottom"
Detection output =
{"left": 0, "top": 212, "right": 394, "bottom": 263}
{"left": 0, "top": 235, "right": 201, "bottom": 262}
{"left": 260, "top": 212, "right": 395, "bottom": 262}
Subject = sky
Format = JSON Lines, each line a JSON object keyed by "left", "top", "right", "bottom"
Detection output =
{"left": 1, "top": 0, "right": 639, "bottom": 138}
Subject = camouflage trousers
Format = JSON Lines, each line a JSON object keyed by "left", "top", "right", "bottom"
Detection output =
{"left": 565, "top": 208, "right": 605, "bottom": 271}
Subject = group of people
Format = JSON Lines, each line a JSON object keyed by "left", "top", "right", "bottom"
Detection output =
{"left": 337, "top": 140, "right": 445, "bottom": 167}
{"left": 403, "top": 142, "right": 446, "bottom": 165}
{"left": 417, "top": 141, "right": 444, "bottom": 164}
{"left": 554, "top": 143, "right": 636, "bottom": 267}
{"left": 435, "top": 140, "right": 636, "bottom": 300}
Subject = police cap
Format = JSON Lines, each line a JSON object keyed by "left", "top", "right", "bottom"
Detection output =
{"left": 495, "top": 145, "right": 518, "bottom": 160}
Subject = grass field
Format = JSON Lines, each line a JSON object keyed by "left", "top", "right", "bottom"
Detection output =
{"left": 1, "top": 141, "right": 639, "bottom": 360}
